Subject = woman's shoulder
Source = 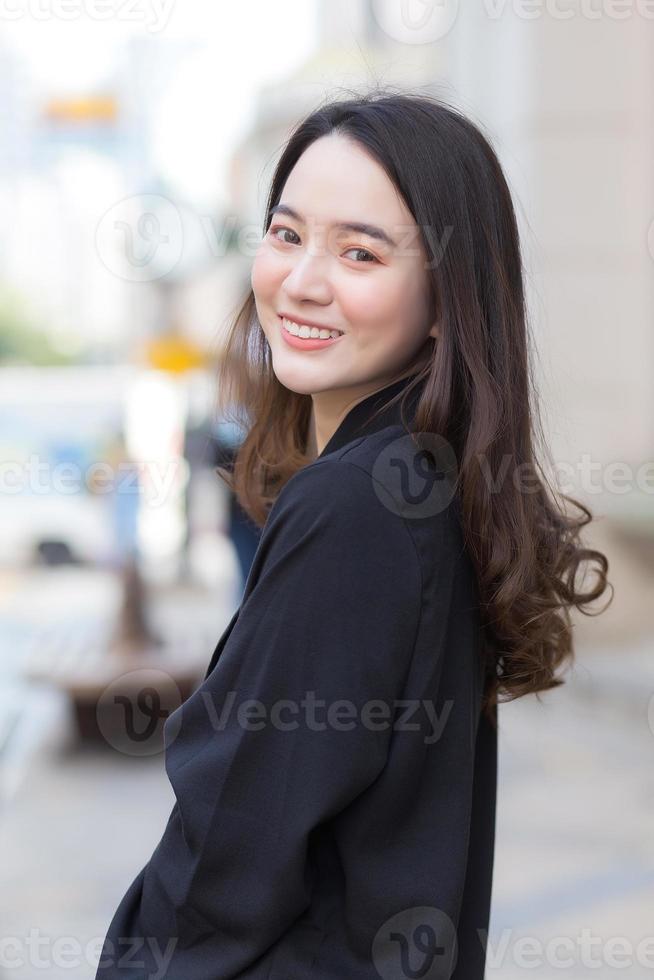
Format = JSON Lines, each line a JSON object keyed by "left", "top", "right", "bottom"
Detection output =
{"left": 273, "top": 448, "right": 407, "bottom": 532}
{"left": 249, "top": 451, "right": 424, "bottom": 624}
{"left": 295, "top": 427, "right": 462, "bottom": 536}
{"left": 262, "top": 444, "right": 416, "bottom": 559}
{"left": 269, "top": 426, "right": 463, "bottom": 560}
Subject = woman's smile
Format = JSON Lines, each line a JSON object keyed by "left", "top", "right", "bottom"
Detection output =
{"left": 278, "top": 314, "right": 345, "bottom": 351}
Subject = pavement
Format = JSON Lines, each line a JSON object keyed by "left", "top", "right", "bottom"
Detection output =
{"left": 0, "top": 556, "right": 241, "bottom": 980}
{"left": 0, "top": 524, "right": 652, "bottom": 980}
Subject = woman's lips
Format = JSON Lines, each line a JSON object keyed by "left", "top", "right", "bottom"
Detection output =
{"left": 278, "top": 316, "right": 344, "bottom": 352}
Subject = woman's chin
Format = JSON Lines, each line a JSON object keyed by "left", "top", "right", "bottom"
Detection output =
{"left": 270, "top": 355, "right": 339, "bottom": 397}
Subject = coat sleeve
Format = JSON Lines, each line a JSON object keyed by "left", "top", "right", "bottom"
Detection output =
{"left": 95, "top": 459, "right": 423, "bottom": 979}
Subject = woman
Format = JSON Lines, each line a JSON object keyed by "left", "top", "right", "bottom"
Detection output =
{"left": 95, "top": 91, "right": 610, "bottom": 979}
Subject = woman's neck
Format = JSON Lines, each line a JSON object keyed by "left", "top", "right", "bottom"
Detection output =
{"left": 305, "top": 365, "right": 422, "bottom": 461}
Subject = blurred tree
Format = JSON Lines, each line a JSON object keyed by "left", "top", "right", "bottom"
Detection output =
{"left": 0, "top": 288, "right": 79, "bottom": 365}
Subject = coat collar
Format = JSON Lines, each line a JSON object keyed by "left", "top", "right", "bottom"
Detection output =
{"left": 317, "top": 371, "right": 425, "bottom": 459}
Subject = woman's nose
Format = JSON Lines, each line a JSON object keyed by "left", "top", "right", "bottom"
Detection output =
{"left": 282, "top": 251, "right": 333, "bottom": 305}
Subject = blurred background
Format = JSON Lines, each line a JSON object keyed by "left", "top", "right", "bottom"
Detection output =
{"left": 0, "top": 1, "right": 653, "bottom": 977}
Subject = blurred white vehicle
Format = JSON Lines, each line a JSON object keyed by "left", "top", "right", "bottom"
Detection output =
{"left": 0, "top": 365, "right": 139, "bottom": 567}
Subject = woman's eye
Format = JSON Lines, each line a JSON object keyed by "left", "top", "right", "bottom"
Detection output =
{"left": 343, "top": 247, "right": 378, "bottom": 264}
{"left": 269, "top": 226, "right": 377, "bottom": 264}
{"left": 269, "top": 226, "right": 300, "bottom": 245}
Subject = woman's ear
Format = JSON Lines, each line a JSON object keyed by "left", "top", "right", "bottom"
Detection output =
{"left": 428, "top": 320, "right": 440, "bottom": 340}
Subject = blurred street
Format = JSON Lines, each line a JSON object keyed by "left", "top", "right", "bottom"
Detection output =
{"left": 493, "top": 671, "right": 654, "bottom": 977}
{"left": 0, "top": 560, "right": 240, "bottom": 979}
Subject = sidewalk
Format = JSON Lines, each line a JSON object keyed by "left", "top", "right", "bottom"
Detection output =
{"left": 1, "top": 710, "right": 175, "bottom": 980}
{"left": 566, "top": 515, "right": 654, "bottom": 722}
{"left": 0, "top": 562, "right": 240, "bottom": 980}
{"left": 570, "top": 635, "right": 654, "bottom": 723}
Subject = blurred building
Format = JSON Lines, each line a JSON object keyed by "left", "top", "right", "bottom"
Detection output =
{"left": 0, "top": 37, "right": 193, "bottom": 361}
{"left": 446, "top": 6, "right": 654, "bottom": 528}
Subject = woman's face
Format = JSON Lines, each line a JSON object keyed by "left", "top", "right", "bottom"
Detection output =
{"left": 250, "top": 133, "right": 438, "bottom": 397}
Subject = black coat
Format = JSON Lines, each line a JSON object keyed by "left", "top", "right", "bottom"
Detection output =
{"left": 95, "top": 372, "right": 498, "bottom": 979}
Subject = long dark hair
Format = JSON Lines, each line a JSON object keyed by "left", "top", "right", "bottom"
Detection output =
{"left": 214, "top": 88, "right": 612, "bottom": 725}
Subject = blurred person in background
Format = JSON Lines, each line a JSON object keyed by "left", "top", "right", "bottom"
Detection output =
{"left": 210, "top": 413, "right": 262, "bottom": 594}
{"left": 181, "top": 403, "right": 262, "bottom": 597}
{"left": 102, "top": 432, "right": 141, "bottom": 572}
{"left": 96, "top": 89, "right": 611, "bottom": 980}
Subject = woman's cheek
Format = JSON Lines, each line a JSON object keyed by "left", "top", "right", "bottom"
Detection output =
{"left": 336, "top": 271, "right": 386, "bottom": 326}
{"left": 344, "top": 277, "right": 402, "bottom": 336}
{"left": 250, "top": 246, "right": 281, "bottom": 303}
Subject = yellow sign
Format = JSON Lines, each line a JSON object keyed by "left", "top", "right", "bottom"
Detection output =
{"left": 145, "top": 335, "right": 210, "bottom": 373}
{"left": 44, "top": 95, "right": 118, "bottom": 124}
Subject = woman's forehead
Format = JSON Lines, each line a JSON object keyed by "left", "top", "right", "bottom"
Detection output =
{"left": 281, "top": 138, "right": 417, "bottom": 231}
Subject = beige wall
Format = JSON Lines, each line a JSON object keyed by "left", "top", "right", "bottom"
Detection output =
{"left": 445, "top": 4, "right": 654, "bottom": 524}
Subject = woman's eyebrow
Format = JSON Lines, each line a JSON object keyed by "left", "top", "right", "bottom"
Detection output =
{"left": 269, "top": 203, "right": 398, "bottom": 248}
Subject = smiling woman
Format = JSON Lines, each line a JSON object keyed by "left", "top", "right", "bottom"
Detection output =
{"left": 250, "top": 132, "right": 439, "bottom": 411}
{"left": 95, "top": 90, "right": 611, "bottom": 980}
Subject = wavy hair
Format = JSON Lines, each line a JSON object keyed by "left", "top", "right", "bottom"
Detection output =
{"left": 213, "top": 89, "right": 612, "bottom": 727}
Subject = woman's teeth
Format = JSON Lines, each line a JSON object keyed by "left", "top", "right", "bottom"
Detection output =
{"left": 282, "top": 317, "right": 343, "bottom": 340}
